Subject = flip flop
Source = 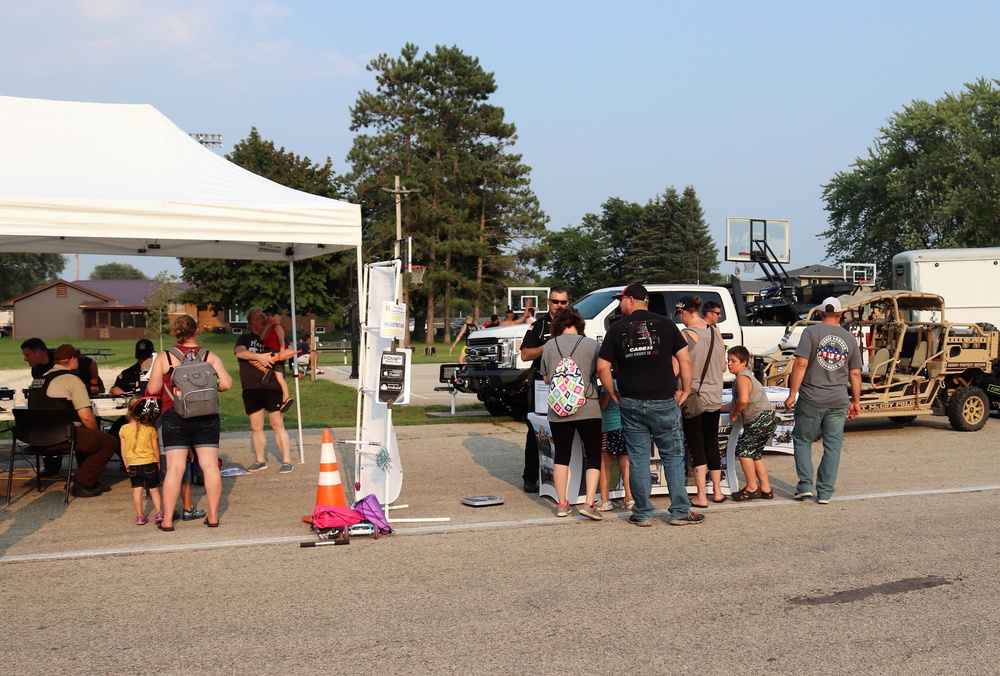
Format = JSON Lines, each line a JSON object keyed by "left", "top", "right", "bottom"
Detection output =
{"left": 711, "top": 496, "right": 728, "bottom": 503}
{"left": 279, "top": 398, "right": 294, "bottom": 413}
{"left": 690, "top": 501, "right": 709, "bottom": 509}
{"left": 204, "top": 518, "right": 220, "bottom": 528}
{"left": 157, "top": 524, "right": 175, "bottom": 532}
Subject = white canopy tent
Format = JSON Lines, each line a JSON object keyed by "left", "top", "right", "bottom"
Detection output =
{"left": 0, "top": 95, "right": 363, "bottom": 461}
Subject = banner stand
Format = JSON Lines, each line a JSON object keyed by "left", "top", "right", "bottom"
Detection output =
{"left": 355, "top": 260, "right": 449, "bottom": 524}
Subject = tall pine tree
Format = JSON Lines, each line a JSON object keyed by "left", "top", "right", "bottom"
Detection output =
{"left": 347, "top": 44, "right": 547, "bottom": 341}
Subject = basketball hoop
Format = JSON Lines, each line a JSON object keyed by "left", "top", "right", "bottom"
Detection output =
{"left": 738, "top": 252, "right": 756, "bottom": 275}
{"left": 409, "top": 264, "right": 426, "bottom": 286}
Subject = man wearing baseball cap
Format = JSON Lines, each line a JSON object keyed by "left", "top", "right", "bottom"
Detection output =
{"left": 26, "top": 344, "right": 118, "bottom": 498}
{"left": 784, "top": 296, "right": 862, "bottom": 504}
{"left": 596, "top": 283, "right": 701, "bottom": 527}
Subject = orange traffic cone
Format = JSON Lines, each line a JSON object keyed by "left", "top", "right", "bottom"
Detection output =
{"left": 302, "top": 429, "right": 349, "bottom": 524}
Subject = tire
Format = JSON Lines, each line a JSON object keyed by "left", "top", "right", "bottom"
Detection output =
{"left": 483, "top": 398, "right": 510, "bottom": 417}
{"left": 889, "top": 416, "right": 917, "bottom": 424}
{"left": 976, "top": 322, "right": 998, "bottom": 334}
{"left": 947, "top": 386, "right": 989, "bottom": 431}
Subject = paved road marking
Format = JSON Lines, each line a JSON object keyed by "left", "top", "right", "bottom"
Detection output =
{"left": 4, "top": 484, "right": 998, "bottom": 564}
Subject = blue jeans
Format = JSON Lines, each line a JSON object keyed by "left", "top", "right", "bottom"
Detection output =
{"left": 619, "top": 397, "right": 692, "bottom": 522}
{"left": 792, "top": 399, "right": 848, "bottom": 500}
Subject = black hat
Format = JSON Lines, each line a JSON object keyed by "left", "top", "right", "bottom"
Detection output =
{"left": 134, "top": 338, "right": 155, "bottom": 360}
{"left": 613, "top": 283, "right": 649, "bottom": 302}
{"left": 264, "top": 304, "right": 282, "bottom": 316}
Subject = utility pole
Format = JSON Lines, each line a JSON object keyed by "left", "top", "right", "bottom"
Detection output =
{"left": 381, "top": 176, "right": 420, "bottom": 344}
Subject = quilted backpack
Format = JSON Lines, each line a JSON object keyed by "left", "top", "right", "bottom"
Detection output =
{"left": 546, "top": 336, "right": 589, "bottom": 417}
{"left": 166, "top": 347, "right": 219, "bottom": 418}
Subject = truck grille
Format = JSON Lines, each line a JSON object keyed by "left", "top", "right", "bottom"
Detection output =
{"left": 465, "top": 338, "right": 501, "bottom": 365}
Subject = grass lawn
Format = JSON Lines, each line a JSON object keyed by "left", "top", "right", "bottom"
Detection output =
{"left": 1, "top": 334, "right": 500, "bottom": 432}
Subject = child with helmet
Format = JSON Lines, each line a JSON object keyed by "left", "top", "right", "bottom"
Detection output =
{"left": 120, "top": 396, "right": 163, "bottom": 526}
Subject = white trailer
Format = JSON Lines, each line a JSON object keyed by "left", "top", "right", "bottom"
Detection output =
{"left": 892, "top": 247, "right": 1000, "bottom": 328}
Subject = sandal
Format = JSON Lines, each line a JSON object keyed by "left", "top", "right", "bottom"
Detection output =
{"left": 157, "top": 523, "right": 175, "bottom": 532}
{"left": 690, "top": 500, "right": 710, "bottom": 509}
{"left": 154, "top": 512, "right": 164, "bottom": 525}
{"left": 261, "top": 369, "right": 273, "bottom": 386}
{"left": 204, "top": 517, "right": 220, "bottom": 528}
{"left": 711, "top": 495, "right": 728, "bottom": 503}
{"left": 279, "top": 398, "right": 294, "bottom": 413}
{"left": 730, "top": 487, "right": 761, "bottom": 502}
{"left": 759, "top": 489, "right": 774, "bottom": 500}
{"left": 136, "top": 515, "right": 148, "bottom": 526}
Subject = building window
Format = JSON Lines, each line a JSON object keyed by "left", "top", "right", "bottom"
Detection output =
{"left": 228, "top": 308, "right": 246, "bottom": 324}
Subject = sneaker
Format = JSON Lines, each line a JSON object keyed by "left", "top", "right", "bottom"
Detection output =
{"left": 555, "top": 502, "right": 573, "bottom": 517}
{"left": 669, "top": 512, "right": 705, "bottom": 526}
{"left": 595, "top": 499, "right": 614, "bottom": 512}
{"left": 817, "top": 498, "right": 831, "bottom": 505}
{"left": 136, "top": 515, "right": 148, "bottom": 526}
{"left": 182, "top": 508, "right": 206, "bottom": 521}
{"left": 628, "top": 515, "right": 652, "bottom": 527}
{"left": 279, "top": 462, "right": 293, "bottom": 474}
{"left": 578, "top": 503, "right": 603, "bottom": 521}
{"left": 794, "top": 490, "right": 813, "bottom": 500}
{"left": 523, "top": 481, "right": 539, "bottom": 494}
{"left": 623, "top": 498, "right": 636, "bottom": 511}
{"left": 247, "top": 461, "right": 268, "bottom": 472}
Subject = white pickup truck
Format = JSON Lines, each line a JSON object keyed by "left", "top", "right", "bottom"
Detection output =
{"left": 449, "top": 284, "right": 791, "bottom": 419}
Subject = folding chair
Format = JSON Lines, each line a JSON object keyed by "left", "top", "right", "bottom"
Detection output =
{"left": 5, "top": 408, "right": 76, "bottom": 506}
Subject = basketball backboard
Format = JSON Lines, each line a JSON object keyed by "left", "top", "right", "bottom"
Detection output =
{"left": 725, "top": 218, "right": 790, "bottom": 264}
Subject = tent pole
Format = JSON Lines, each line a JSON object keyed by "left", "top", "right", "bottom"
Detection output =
{"left": 289, "top": 256, "right": 305, "bottom": 464}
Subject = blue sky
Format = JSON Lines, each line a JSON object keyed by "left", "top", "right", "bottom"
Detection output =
{"left": 2, "top": 0, "right": 998, "bottom": 281}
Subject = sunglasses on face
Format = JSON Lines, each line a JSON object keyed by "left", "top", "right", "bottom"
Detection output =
{"left": 548, "top": 298, "right": 569, "bottom": 305}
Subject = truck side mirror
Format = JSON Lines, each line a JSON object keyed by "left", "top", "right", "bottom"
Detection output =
{"left": 605, "top": 309, "right": 622, "bottom": 332}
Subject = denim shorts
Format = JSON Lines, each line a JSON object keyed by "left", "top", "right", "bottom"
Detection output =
{"left": 128, "top": 462, "right": 161, "bottom": 489}
{"left": 161, "top": 408, "right": 220, "bottom": 451}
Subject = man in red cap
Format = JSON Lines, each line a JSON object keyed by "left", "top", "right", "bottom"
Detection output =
{"left": 597, "top": 284, "right": 701, "bottom": 527}
{"left": 26, "top": 344, "right": 118, "bottom": 498}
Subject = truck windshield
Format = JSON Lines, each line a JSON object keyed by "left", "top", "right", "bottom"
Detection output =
{"left": 574, "top": 290, "right": 620, "bottom": 319}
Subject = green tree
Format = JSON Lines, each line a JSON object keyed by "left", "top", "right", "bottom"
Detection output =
{"left": 180, "top": 128, "right": 351, "bottom": 317}
{"left": 541, "top": 197, "right": 643, "bottom": 298}
{"left": 0, "top": 253, "right": 66, "bottom": 301}
{"left": 822, "top": 78, "right": 1000, "bottom": 285}
{"left": 90, "top": 262, "right": 148, "bottom": 280}
{"left": 347, "top": 44, "right": 548, "bottom": 342}
{"left": 144, "top": 271, "right": 180, "bottom": 352}
{"left": 626, "top": 186, "right": 718, "bottom": 284}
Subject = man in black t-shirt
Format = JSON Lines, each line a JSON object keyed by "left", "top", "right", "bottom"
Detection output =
{"left": 597, "top": 283, "right": 702, "bottom": 527}
{"left": 519, "top": 287, "right": 569, "bottom": 492}
{"left": 235, "top": 308, "right": 293, "bottom": 474}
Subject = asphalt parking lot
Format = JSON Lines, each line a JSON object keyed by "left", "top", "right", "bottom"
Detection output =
{"left": 2, "top": 408, "right": 999, "bottom": 673}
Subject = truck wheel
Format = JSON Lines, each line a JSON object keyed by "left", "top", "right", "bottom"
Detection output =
{"left": 483, "top": 399, "right": 510, "bottom": 417}
{"left": 889, "top": 416, "right": 917, "bottom": 425}
{"left": 976, "top": 322, "right": 998, "bottom": 334}
{"left": 947, "top": 387, "right": 989, "bottom": 431}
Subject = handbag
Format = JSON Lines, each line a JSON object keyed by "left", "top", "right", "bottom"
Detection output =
{"left": 681, "top": 327, "right": 715, "bottom": 419}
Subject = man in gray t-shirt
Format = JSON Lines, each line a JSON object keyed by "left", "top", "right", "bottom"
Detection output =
{"left": 784, "top": 297, "right": 862, "bottom": 504}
